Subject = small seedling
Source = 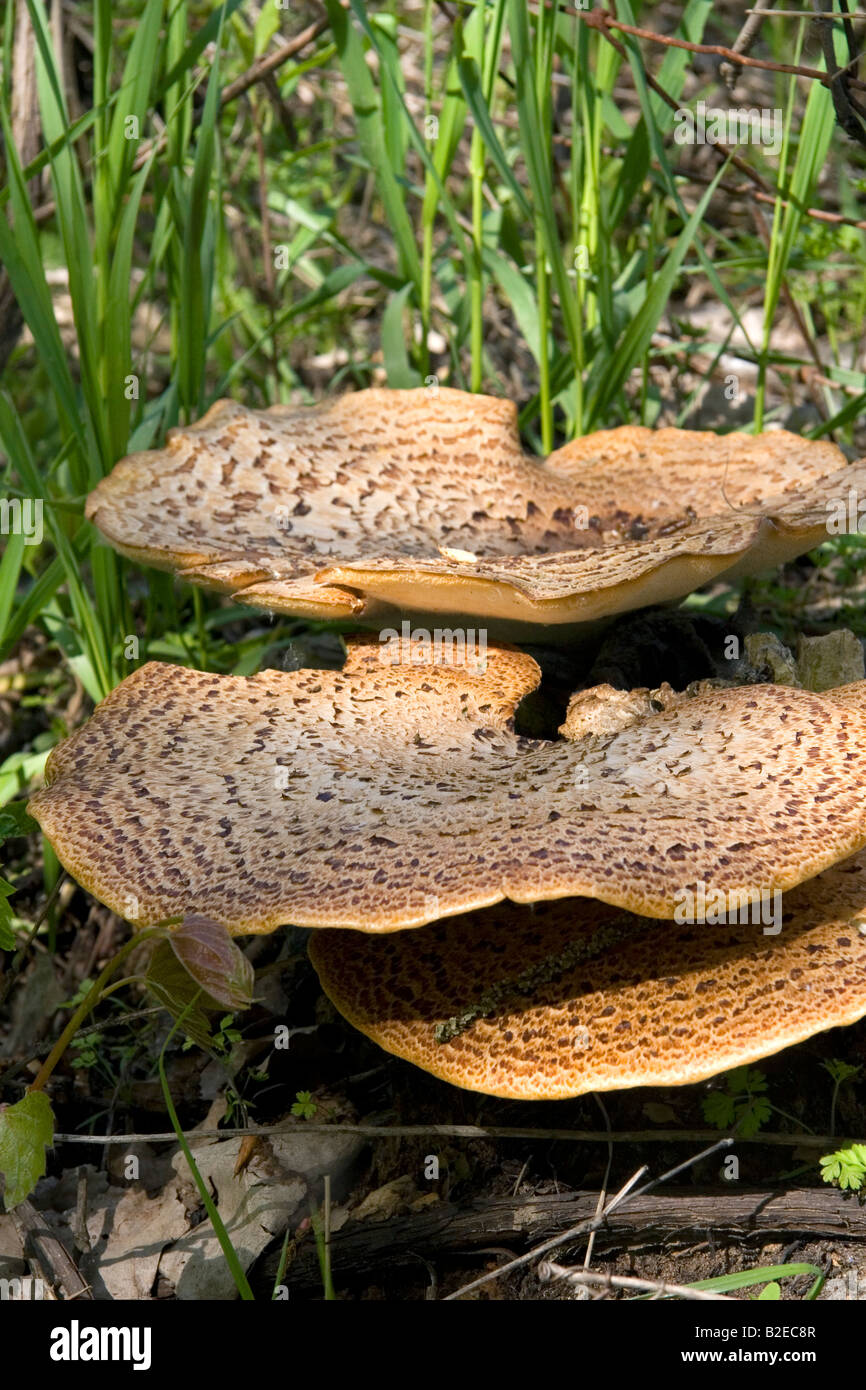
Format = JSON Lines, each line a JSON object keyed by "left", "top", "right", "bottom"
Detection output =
{"left": 820, "top": 1144, "right": 866, "bottom": 1192}
{"left": 291, "top": 1090, "right": 317, "bottom": 1120}
{"left": 702, "top": 1066, "right": 772, "bottom": 1138}
{"left": 821, "top": 1058, "right": 862, "bottom": 1136}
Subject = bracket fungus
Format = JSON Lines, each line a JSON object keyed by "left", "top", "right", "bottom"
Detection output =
{"left": 27, "top": 638, "right": 866, "bottom": 934}
{"left": 308, "top": 854, "right": 866, "bottom": 1100}
{"left": 84, "top": 389, "right": 866, "bottom": 638}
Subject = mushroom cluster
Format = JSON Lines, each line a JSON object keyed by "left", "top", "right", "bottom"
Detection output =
{"left": 29, "top": 390, "right": 866, "bottom": 1098}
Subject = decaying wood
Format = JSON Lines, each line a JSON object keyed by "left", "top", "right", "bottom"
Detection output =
{"left": 12, "top": 1198, "right": 93, "bottom": 1301}
{"left": 285, "top": 1186, "right": 866, "bottom": 1290}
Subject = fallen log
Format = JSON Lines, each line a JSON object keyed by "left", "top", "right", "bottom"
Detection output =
{"left": 285, "top": 1185, "right": 866, "bottom": 1290}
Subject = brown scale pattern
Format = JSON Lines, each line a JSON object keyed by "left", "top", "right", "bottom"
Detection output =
{"left": 27, "top": 639, "right": 866, "bottom": 934}
{"left": 547, "top": 424, "right": 843, "bottom": 515}
{"left": 84, "top": 389, "right": 864, "bottom": 629}
{"left": 309, "top": 854, "right": 866, "bottom": 1099}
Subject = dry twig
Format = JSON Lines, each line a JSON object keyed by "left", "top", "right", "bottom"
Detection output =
{"left": 538, "top": 1259, "right": 733, "bottom": 1300}
{"left": 443, "top": 1136, "right": 733, "bottom": 1300}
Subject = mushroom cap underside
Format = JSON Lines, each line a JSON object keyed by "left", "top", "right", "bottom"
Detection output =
{"left": 309, "top": 855, "right": 866, "bottom": 1099}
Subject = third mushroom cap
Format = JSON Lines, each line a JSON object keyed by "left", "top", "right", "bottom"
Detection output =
{"left": 309, "top": 855, "right": 866, "bottom": 1100}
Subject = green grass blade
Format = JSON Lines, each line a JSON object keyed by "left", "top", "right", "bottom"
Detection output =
{"left": 0, "top": 107, "right": 90, "bottom": 476}
{"left": 0, "top": 532, "right": 26, "bottom": 648}
{"left": 26, "top": 0, "right": 108, "bottom": 474}
{"left": 585, "top": 164, "right": 726, "bottom": 426}
{"left": 326, "top": 0, "right": 421, "bottom": 292}
{"left": 507, "top": 1, "right": 581, "bottom": 377}
{"left": 175, "top": 15, "right": 224, "bottom": 420}
{"left": 382, "top": 284, "right": 423, "bottom": 387}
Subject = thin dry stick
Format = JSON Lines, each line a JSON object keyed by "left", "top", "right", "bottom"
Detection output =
{"left": 671, "top": 164, "right": 866, "bottom": 234}
{"left": 12, "top": 1199, "right": 92, "bottom": 1301}
{"left": 758, "top": 8, "right": 866, "bottom": 16}
{"left": 511, "top": 1158, "right": 530, "bottom": 1197}
{"left": 538, "top": 1260, "right": 734, "bottom": 1301}
{"left": 442, "top": 1136, "right": 734, "bottom": 1302}
{"left": 582, "top": 1094, "right": 614, "bottom": 1291}
{"left": 563, "top": 4, "right": 866, "bottom": 238}
{"left": 722, "top": 0, "right": 778, "bottom": 91}
{"left": 48, "top": 1124, "right": 854, "bottom": 1147}
{"left": 567, "top": 9, "right": 778, "bottom": 195}
{"left": 441, "top": 1164, "right": 654, "bottom": 1303}
{"left": 72, "top": 1166, "right": 91, "bottom": 1257}
{"left": 568, "top": 5, "right": 866, "bottom": 92}
{"left": 546, "top": 85, "right": 866, "bottom": 236}
{"left": 571, "top": 0, "right": 863, "bottom": 376}
{"left": 218, "top": 17, "right": 329, "bottom": 107}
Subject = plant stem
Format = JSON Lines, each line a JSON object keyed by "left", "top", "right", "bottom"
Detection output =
{"left": 158, "top": 1014, "right": 255, "bottom": 1300}
{"left": 27, "top": 928, "right": 161, "bottom": 1093}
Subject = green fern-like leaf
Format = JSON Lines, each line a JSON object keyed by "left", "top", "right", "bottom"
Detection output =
{"left": 820, "top": 1144, "right": 866, "bottom": 1191}
{"left": 821, "top": 1059, "right": 862, "bottom": 1087}
{"left": 703, "top": 1091, "right": 737, "bottom": 1130}
{"left": 703, "top": 1068, "right": 771, "bottom": 1135}
{"left": 738, "top": 1095, "right": 773, "bottom": 1139}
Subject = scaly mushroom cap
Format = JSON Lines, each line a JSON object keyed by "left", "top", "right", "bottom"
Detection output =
{"left": 85, "top": 390, "right": 863, "bottom": 636}
{"left": 824, "top": 679, "right": 866, "bottom": 715}
{"left": 27, "top": 639, "right": 866, "bottom": 933}
{"left": 309, "top": 858, "right": 866, "bottom": 1099}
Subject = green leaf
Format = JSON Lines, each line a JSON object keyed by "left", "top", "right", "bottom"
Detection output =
{"left": 104, "top": 0, "right": 165, "bottom": 210}
{"left": 483, "top": 247, "right": 541, "bottom": 364}
{"left": 506, "top": 0, "right": 580, "bottom": 366}
{"left": 159, "top": 0, "right": 246, "bottom": 106}
{"left": 326, "top": 0, "right": 421, "bottom": 291}
{"left": 167, "top": 915, "right": 255, "bottom": 1011}
{"left": 0, "top": 105, "right": 89, "bottom": 474}
{"left": 0, "top": 801, "right": 38, "bottom": 845}
{"left": 584, "top": 162, "right": 725, "bottom": 427}
{"left": 757, "top": 1281, "right": 782, "bottom": 1301}
{"left": 0, "top": 877, "right": 19, "bottom": 951}
{"left": 821, "top": 1058, "right": 861, "bottom": 1087}
{"left": 145, "top": 940, "right": 219, "bottom": 1051}
{"left": 175, "top": 12, "right": 224, "bottom": 420}
{"left": 738, "top": 1096, "right": 772, "bottom": 1139}
{"left": 731, "top": 1066, "right": 768, "bottom": 1095}
{"left": 381, "top": 284, "right": 423, "bottom": 387}
{"left": 820, "top": 1143, "right": 866, "bottom": 1191}
{"left": 702, "top": 1091, "right": 736, "bottom": 1130}
{"left": 635, "top": 1262, "right": 824, "bottom": 1301}
{"left": 457, "top": 48, "right": 530, "bottom": 221}
{"left": 0, "top": 1091, "right": 54, "bottom": 1209}
{"left": 291, "top": 1090, "right": 317, "bottom": 1120}
{"left": 253, "top": 0, "right": 280, "bottom": 58}
{"left": 0, "top": 529, "right": 26, "bottom": 649}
